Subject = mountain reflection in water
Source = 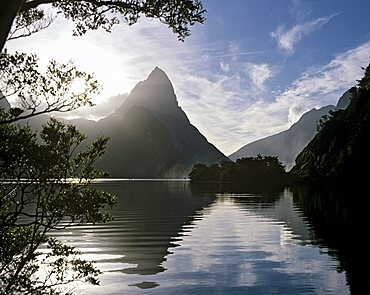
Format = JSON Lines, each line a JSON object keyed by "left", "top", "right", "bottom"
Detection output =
{"left": 48, "top": 180, "right": 359, "bottom": 294}
{"left": 292, "top": 185, "right": 370, "bottom": 294}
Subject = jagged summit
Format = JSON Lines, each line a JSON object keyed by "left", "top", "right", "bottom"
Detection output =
{"left": 15, "top": 66, "right": 227, "bottom": 178}
{"left": 116, "top": 67, "right": 180, "bottom": 118}
{"left": 146, "top": 66, "right": 171, "bottom": 85}
{"left": 91, "top": 67, "right": 228, "bottom": 177}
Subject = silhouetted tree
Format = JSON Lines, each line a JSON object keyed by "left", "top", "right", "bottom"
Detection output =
{"left": 291, "top": 63, "right": 370, "bottom": 182}
{"left": 0, "top": 0, "right": 206, "bottom": 53}
{"left": 0, "top": 0, "right": 205, "bottom": 123}
{"left": 0, "top": 52, "right": 99, "bottom": 124}
{"left": 0, "top": 118, "right": 115, "bottom": 294}
{"left": 188, "top": 163, "right": 207, "bottom": 181}
{"left": 1, "top": 1, "right": 206, "bottom": 293}
{"left": 189, "top": 163, "right": 220, "bottom": 181}
{"left": 219, "top": 160, "right": 237, "bottom": 182}
{"left": 189, "top": 155, "right": 287, "bottom": 184}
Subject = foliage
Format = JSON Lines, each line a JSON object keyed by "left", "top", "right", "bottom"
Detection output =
{"left": 51, "top": 0, "right": 205, "bottom": 40}
{"left": 291, "top": 63, "right": 370, "bottom": 182}
{"left": 0, "top": 51, "right": 99, "bottom": 124}
{"left": 0, "top": 0, "right": 206, "bottom": 52}
{"left": 0, "top": 118, "right": 116, "bottom": 294}
{"left": 7, "top": 6, "right": 54, "bottom": 42}
{"left": 0, "top": 1, "right": 205, "bottom": 292}
{"left": 0, "top": 50, "right": 109, "bottom": 293}
{"left": 189, "top": 155, "right": 287, "bottom": 184}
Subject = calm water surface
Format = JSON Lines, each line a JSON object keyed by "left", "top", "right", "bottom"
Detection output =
{"left": 51, "top": 180, "right": 352, "bottom": 294}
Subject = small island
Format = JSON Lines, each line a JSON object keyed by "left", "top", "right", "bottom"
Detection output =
{"left": 189, "top": 155, "right": 288, "bottom": 185}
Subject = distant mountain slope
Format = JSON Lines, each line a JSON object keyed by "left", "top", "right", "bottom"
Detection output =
{"left": 73, "top": 67, "right": 228, "bottom": 178}
{"left": 291, "top": 65, "right": 370, "bottom": 182}
{"left": 14, "top": 67, "right": 227, "bottom": 178}
{"left": 95, "top": 105, "right": 183, "bottom": 177}
{"left": 0, "top": 92, "right": 10, "bottom": 110}
{"left": 229, "top": 90, "right": 351, "bottom": 169}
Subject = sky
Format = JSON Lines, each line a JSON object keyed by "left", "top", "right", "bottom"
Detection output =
{"left": 6, "top": 0, "right": 370, "bottom": 155}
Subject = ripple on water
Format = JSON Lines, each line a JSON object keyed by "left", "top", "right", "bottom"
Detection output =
{"left": 47, "top": 182, "right": 349, "bottom": 294}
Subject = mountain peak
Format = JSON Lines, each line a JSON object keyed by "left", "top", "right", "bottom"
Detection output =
{"left": 146, "top": 66, "right": 171, "bottom": 85}
{"left": 115, "top": 66, "right": 185, "bottom": 120}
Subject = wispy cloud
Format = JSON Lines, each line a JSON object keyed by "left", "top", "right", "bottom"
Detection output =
{"left": 271, "top": 14, "right": 338, "bottom": 54}
{"left": 7, "top": 15, "right": 370, "bottom": 156}
{"left": 276, "top": 40, "right": 370, "bottom": 122}
{"left": 220, "top": 61, "right": 230, "bottom": 73}
{"left": 177, "top": 40, "right": 370, "bottom": 155}
{"left": 244, "top": 63, "right": 275, "bottom": 91}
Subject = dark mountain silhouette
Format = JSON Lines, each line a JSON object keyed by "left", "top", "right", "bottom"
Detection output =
{"left": 291, "top": 64, "right": 370, "bottom": 182}
{"left": 229, "top": 90, "right": 351, "bottom": 169}
{"left": 11, "top": 67, "right": 227, "bottom": 178}
{"left": 72, "top": 67, "right": 228, "bottom": 178}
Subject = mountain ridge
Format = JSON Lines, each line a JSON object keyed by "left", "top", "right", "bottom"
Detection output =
{"left": 291, "top": 64, "right": 370, "bottom": 182}
{"left": 2, "top": 67, "right": 227, "bottom": 178}
{"left": 74, "top": 67, "right": 228, "bottom": 177}
{"left": 229, "top": 90, "right": 352, "bottom": 169}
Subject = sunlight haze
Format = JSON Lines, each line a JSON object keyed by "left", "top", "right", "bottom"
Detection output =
{"left": 5, "top": 0, "right": 370, "bottom": 155}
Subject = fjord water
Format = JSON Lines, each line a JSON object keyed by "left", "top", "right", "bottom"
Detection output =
{"left": 52, "top": 180, "right": 353, "bottom": 294}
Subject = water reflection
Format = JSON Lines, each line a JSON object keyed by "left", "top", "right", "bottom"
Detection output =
{"left": 159, "top": 189, "right": 347, "bottom": 294}
{"left": 292, "top": 185, "right": 370, "bottom": 294}
{"left": 49, "top": 181, "right": 352, "bottom": 294}
{"left": 80, "top": 181, "right": 215, "bottom": 275}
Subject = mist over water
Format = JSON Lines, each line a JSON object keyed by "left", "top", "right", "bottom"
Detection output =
{"left": 50, "top": 180, "right": 352, "bottom": 294}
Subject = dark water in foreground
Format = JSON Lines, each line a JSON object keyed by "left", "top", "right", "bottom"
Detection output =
{"left": 50, "top": 180, "right": 370, "bottom": 294}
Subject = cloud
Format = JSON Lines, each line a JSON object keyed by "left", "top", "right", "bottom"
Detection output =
{"left": 244, "top": 63, "right": 274, "bottom": 91}
{"left": 66, "top": 93, "right": 128, "bottom": 120}
{"left": 7, "top": 14, "right": 370, "bottom": 156}
{"left": 271, "top": 14, "right": 338, "bottom": 54}
{"left": 173, "top": 71, "right": 246, "bottom": 153}
{"left": 276, "top": 40, "right": 370, "bottom": 122}
{"left": 176, "top": 40, "right": 370, "bottom": 155}
{"left": 220, "top": 61, "right": 230, "bottom": 73}
{"left": 172, "top": 67, "right": 286, "bottom": 155}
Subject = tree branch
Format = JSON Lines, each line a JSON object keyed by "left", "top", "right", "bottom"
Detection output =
{"left": 0, "top": 0, "right": 25, "bottom": 52}
{"left": 20, "top": 0, "right": 134, "bottom": 12}
{"left": 0, "top": 108, "right": 62, "bottom": 124}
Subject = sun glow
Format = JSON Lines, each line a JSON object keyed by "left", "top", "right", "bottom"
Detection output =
{"left": 7, "top": 19, "right": 134, "bottom": 105}
{"left": 70, "top": 78, "right": 87, "bottom": 95}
